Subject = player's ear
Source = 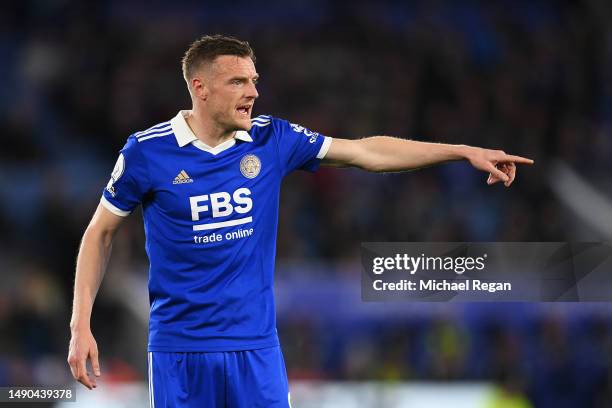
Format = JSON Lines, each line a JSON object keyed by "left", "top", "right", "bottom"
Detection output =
{"left": 191, "top": 77, "right": 208, "bottom": 101}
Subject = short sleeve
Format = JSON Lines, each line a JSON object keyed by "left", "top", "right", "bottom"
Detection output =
{"left": 100, "top": 136, "right": 151, "bottom": 217}
{"left": 272, "top": 117, "right": 332, "bottom": 177}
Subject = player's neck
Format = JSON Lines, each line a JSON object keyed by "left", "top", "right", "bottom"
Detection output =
{"left": 185, "top": 110, "right": 235, "bottom": 148}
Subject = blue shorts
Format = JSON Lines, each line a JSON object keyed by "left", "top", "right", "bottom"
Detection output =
{"left": 147, "top": 346, "right": 291, "bottom": 408}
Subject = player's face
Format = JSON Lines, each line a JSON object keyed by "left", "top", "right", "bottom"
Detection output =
{"left": 204, "top": 55, "right": 259, "bottom": 132}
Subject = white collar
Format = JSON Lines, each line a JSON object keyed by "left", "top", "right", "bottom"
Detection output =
{"left": 170, "top": 110, "right": 253, "bottom": 153}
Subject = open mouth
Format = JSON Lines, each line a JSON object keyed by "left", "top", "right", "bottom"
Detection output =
{"left": 236, "top": 104, "right": 252, "bottom": 116}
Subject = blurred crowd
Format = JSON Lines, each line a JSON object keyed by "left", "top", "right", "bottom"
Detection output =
{"left": 1, "top": 0, "right": 612, "bottom": 407}
{"left": 280, "top": 305, "right": 612, "bottom": 407}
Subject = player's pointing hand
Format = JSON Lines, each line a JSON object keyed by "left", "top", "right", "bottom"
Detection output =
{"left": 464, "top": 147, "right": 534, "bottom": 187}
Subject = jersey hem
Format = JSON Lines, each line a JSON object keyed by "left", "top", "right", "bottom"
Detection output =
{"left": 147, "top": 338, "right": 280, "bottom": 352}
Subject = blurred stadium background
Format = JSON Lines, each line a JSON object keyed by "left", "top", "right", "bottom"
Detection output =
{"left": 2, "top": 0, "right": 612, "bottom": 406}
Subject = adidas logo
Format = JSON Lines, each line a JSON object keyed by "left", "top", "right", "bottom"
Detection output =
{"left": 173, "top": 170, "right": 194, "bottom": 184}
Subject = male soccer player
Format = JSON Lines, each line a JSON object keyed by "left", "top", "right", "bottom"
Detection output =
{"left": 67, "top": 35, "right": 533, "bottom": 407}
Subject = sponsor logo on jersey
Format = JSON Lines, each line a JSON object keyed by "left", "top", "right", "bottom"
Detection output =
{"left": 240, "top": 155, "right": 261, "bottom": 179}
{"left": 190, "top": 188, "right": 253, "bottom": 231}
{"left": 105, "top": 153, "right": 126, "bottom": 197}
{"left": 173, "top": 170, "right": 194, "bottom": 184}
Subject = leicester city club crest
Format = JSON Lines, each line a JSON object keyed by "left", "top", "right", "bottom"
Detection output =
{"left": 240, "top": 154, "right": 261, "bottom": 179}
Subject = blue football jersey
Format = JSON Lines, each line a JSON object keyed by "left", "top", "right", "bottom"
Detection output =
{"left": 101, "top": 111, "right": 331, "bottom": 352}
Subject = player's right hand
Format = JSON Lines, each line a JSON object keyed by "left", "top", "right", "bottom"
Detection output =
{"left": 67, "top": 327, "right": 101, "bottom": 390}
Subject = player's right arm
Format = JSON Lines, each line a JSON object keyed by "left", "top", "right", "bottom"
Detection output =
{"left": 68, "top": 204, "right": 125, "bottom": 390}
{"left": 67, "top": 135, "right": 150, "bottom": 389}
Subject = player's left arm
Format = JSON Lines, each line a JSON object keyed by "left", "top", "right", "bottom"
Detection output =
{"left": 322, "top": 136, "right": 534, "bottom": 187}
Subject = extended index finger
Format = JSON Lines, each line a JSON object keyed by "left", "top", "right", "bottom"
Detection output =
{"left": 501, "top": 154, "right": 534, "bottom": 164}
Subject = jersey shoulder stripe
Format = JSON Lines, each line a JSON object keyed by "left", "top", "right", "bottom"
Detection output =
{"left": 251, "top": 115, "right": 271, "bottom": 124}
{"left": 251, "top": 115, "right": 272, "bottom": 128}
{"left": 132, "top": 121, "right": 173, "bottom": 143}
{"left": 137, "top": 129, "right": 174, "bottom": 142}
{"left": 251, "top": 122, "right": 271, "bottom": 128}
{"left": 135, "top": 121, "right": 171, "bottom": 137}
{"left": 136, "top": 125, "right": 171, "bottom": 139}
